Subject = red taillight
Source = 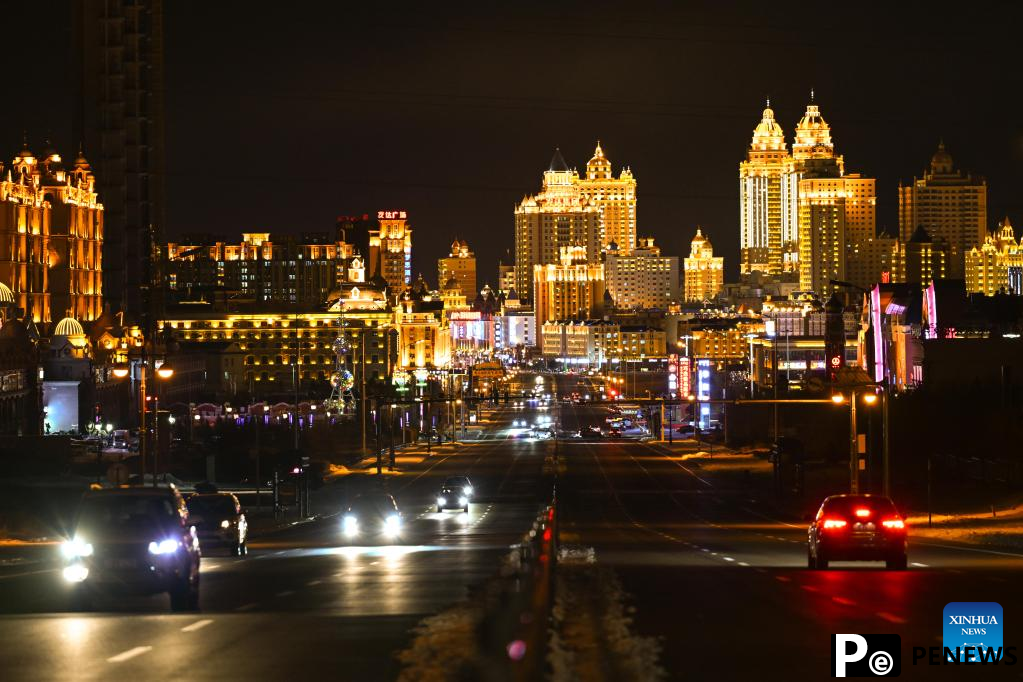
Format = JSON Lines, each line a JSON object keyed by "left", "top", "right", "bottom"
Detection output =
{"left": 822, "top": 518, "right": 847, "bottom": 530}
{"left": 882, "top": 518, "right": 905, "bottom": 530}
{"left": 854, "top": 508, "right": 871, "bottom": 519}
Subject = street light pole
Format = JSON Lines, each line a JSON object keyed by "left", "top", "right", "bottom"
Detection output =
{"left": 849, "top": 389, "right": 858, "bottom": 494}
{"left": 882, "top": 385, "right": 890, "bottom": 497}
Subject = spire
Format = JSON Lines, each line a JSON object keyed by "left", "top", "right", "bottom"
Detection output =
{"left": 593, "top": 140, "right": 604, "bottom": 158}
{"left": 548, "top": 147, "right": 569, "bottom": 172}
{"left": 809, "top": 88, "right": 815, "bottom": 103}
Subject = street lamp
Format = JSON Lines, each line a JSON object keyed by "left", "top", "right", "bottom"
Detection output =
{"left": 831, "top": 393, "right": 846, "bottom": 404}
{"left": 156, "top": 363, "right": 174, "bottom": 380}
{"left": 113, "top": 365, "right": 129, "bottom": 379}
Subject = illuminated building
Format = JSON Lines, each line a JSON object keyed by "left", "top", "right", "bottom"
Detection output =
{"left": 578, "top": 142, "right": 637, "bottom": 252}
{"left": 74, "top": 0, "right": 165, "bottom": 316}
{"left": 740, "top": 101, "right": 789, "bottom": 274}
{"left": 439, "top": 276, "right": 469, "bottom": 315}
{"left": 897, "top": 226, "right": 948, "bottom": 287}
{"left": 604, "top": 238, "right": 677, "bottom": 310}
{"left": 394, "top": 297, "right": 450, "bottom": 369}
{"left": 847, "top": 231, "right": 900, "bottom": 289}
{"left": 498, "top": 262, "right": 515, "bottom": 296}
{"left": 618, "top": 326, "right": 666, "bottom": 358}
{"left": 368, "top": 210, "right": 412, "bottom": 293}
{"left": 514, "top": 149, "right": 601, "bottom": 300}
{"left": 533, "top": 246, "right": 605, "bottom": 339}
{"left": 965, "top": 218, "right": 1022, "bottom": 296}
{"left": 167, "top": 232, "right": 358, "bottom": 307}
{"left": 898, "top": 142, "right": 986, "bottom": 278}
{"left": 1, "top": 143, "right": 105, "bottom": 324}
{"left": 683, "top": 228, "right": 724, "bottom": 302}
{"left": 541, "top": 319, "right": 619, "bottom": 365}
{"left": 437, "top": 239, "right": 477, "bottom": 301}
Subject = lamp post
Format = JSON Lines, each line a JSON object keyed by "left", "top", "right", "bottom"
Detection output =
{"left": 114, "top": 360, "right": 173, "bottom": 485}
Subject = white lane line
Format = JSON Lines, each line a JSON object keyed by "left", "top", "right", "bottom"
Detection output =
{"left": 723, "top": 556, "right": 735, "bottom": 562}
{"left": 107, "top": 646, "right": 152, "bottom": 663}
{"left": 306, "top": 579, "right": 321, "bottom": 586}
{"left": 801, "top": 585, "right": 819, "bottom": 593}
{"left": 877, "top": 611, "right": 907, "bottom": 624}
{"left": 910, "top": 562, "right": 929, "bottom": 568}
{"left": 235, "top": 603, "right": 258, "bottom": 611}
{"left": 180, "top": 619, "right": 214, "bottom": 633}
{"left": 738, "top": 561, "right": 750, "bottom": 567}
{"left": 832, "top": 597, "right": 856, "bottom": 606}
{"left": 276, "top": 590, "right": 295, "bottom": 597}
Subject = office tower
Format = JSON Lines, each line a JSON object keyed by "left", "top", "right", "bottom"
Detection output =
{"left": 437, "top": 239, "right": 477, "bottom": 301}
{"left": 605, "top": 237, "right": 678, "bottom": 310}
{"left": 898, "top": 142, "right": 986, "bottom": 278}
{"left": 514, "top": 149, "right": 600, "bottom": 300}
{"left": 578, "top": 142, "right": 637, "bottom": 252}
{"left": 897, "top": 226, "right": 949, "bottom": 287}
{"left": 683, "top": 228, "right": 724, "bottom": 302}
{"left": 74, "top": 0, "right": 165, "bottom": 317}
{"left": 497, "top": 261, "right": 515, "bottom": 296}
{"left": 739, "top": 101, "right": 789, "bottom": 274}
{"left": 368, "top": 210, "right": 412, "bottom": 294}
{"left": 533, "top": 246, "right": 605, "bottom": 337}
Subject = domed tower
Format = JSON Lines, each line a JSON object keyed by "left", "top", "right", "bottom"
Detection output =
{"left": 929, "top": 140, "right": 954, "bottom": 175}
{"left": 791, "top": 92, "right": 838, "bottom": 163}
{"left": 585, "top": 141, "right": 612, "bottom": 180}
{"left": 740, "top": 100, "right": 790, "bottom": 276}
{"left": 577, "top": 140, "right": 637, "bottom": 252}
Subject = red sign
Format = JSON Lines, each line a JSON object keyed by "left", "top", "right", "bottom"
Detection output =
{"left": 377, "top": 210, "right": 408, "bottom": 220}
{"left": 450, "top": 311, "right": 482, "bottom": 321}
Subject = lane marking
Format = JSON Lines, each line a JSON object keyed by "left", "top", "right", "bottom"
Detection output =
{"left": 276, "top": 590, "right": 295, "bottom": 597}
{"left": 723, "top": 556, "right": 735, "bottom": 562}
{"left": 832, "top": 597, "right": 856, "bottom": 606}
{"left": 913, "top": 540, "right": 1023, "bottom": 559}
{"left": 738, "top": 561, "right": 750, "bottom": 567}
{"left": 877, "top": 612, "right": 907, "bottom": 624}
{"left": 910, "top": 562, "right": 929, "bottom": 568}
{"left": 775, "top": 576, "right": 791, "bottom": 582}
{"left": 236, "top": 603, "right": 258, "bottom": 611}
{"left": 180, "top": 619, "right": 213, "bottom": 633}
{"left": 107, "top": 646, "right": 152, "bottom": 663}
{"left": 306, "top": 579, "right": 322, "bottom": 586}
{"left": 801, "top": 585, "right": 819, "bottom": 593}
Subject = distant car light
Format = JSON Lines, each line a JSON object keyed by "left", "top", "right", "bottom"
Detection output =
{"left": 458, "top": 496, "right": 468, "bottom": 507}
{"left": 384, "top": 514, "right": 401, "bottom": 536}
{"left": 343, "top": 515, "right": 359, "bottom": 537}
{"left": 61, "top": 537, "right": 94, "bottom": 559}
{"left": 220, "top": 519, "right": 231, "bottom": 529}
{"left": 148, "top": 538, "right": 180, "bottom": 555}
{"left": 62, "top": 564, "right": 89, "bottom": 583}
{"left": 437, "top": 497, "right": 447, "bottom": 507}
{"left": 463, "top": 487, "right": 473, "bottom": 497}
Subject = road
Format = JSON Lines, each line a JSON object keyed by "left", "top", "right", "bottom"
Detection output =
{"left": 553, "top": 397, "right": 1023, "bottom": 681}
{"left": 0, "top": 403, "right": 549, "bottom": 681}
{"left": 2, "top": 372, "right": 1022, "bottom": 680}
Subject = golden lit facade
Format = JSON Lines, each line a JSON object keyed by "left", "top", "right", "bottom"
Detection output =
{"left": 605, "top": 238, "right": 677, "bottom": 310}
{"left": 0, "top": 143, "right": 105, "bottom": 324}
{"left": 618, "top": 326, "right": 666, "bottom": 358}
{"left": 965, "top": 218, "right": 1021, "bottom": 296}
{"left": 514, "top": 149, "right": 601, "bottom": 300}
{"left": 437, "top": 239, "right": 476, "bottom": 301}
{"left": 533, "top": 246, "right": 605, "bottom": 338}
{"left": 895, "top": 226, "right": 948, "bottom": 287}
{"left": 578, "top": 142, "right": 637, "bottom": 252}
{"left": 683, "top": 228, "right": 723, "bottom": 302}
{"left": 394, "top": 299, "right": 450, "bottom": 369}
{"left": 167, "top": 232, "right": 356, "bottom": 306}
{"left": 369, "top": 211, "right": 412, "bottom": 293}
{"left": 898, "top": 143, "right": 986, "bottom": 279}
{"left": 740, "top": 102, "right": 789, "bottom": 274}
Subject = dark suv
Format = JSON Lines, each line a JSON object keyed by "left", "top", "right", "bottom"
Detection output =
{"left": 62, "top": 486, "right": 201, "bottom": 611}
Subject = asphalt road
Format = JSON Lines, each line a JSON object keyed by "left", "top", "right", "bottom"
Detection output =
{"left": 0, "top": 402, "right": 549, "bottom": 681}
{"left": 554, "top": 398, "right": 1023, "bottom": 681}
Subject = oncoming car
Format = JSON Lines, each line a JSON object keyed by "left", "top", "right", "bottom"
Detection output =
{"left": 186, "top": 492, "right": 248, "bottom": 556}
{"left": 342, "top": 494, "right": 403, "bottom": 542}
{"left": 436, "top": 476, "right": 473, "bottom": 513}
{"left": 62, "top": 486, "right": 201, "bottom": 611}
{"left": 807, "top": 494, "right": 907, "bottom": 570}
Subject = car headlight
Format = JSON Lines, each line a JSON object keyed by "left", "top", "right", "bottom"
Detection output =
{"left": 437, "top": 497, "right": 447, "bottom": 506}
{"left": 62, "top": 563, "right": 89, "bottom": 583}
{"left": 464, "top": 487, "right": 473, "bottom": 497}
{"left": 458, "top": 496, "right": 469, "bottom": 506}
{"left": 220, "top": 519, "right": 231, "bottom": 529}
{"left": 148, "top": 538, "right": 180, "bottom": 555}
{"left": 61, "top": 537, "right": 94, "bottom": 559}
{"left": 343, "top": 514, "right": 359, "bottom": 536}
{"left": 384, "top": 514, "right": 401, "bottom": 536}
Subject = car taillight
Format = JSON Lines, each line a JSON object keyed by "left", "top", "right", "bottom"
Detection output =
{"left": 854, "top": 508, "right": 871, "bottom": 519}
{"left": 882, "top": 518, "right": 905, "bottom": 530}
{"left": 822, "top": 518, "right": 847, "bottom": 530}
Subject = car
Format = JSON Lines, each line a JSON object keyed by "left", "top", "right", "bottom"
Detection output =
{"left": 807, "top": 494, "right": 907, "bottom": 570}
{"left": 186, "top": 492, "right": 248, "bottom": 556}
{"left": 61, "top": 485, "right": 201, "bottom": 611}
{"left": 342, "top": 493, "right": 403, "bottom": 541}
{"left": 437, "top": 476, "right": 474, "bottom": 512}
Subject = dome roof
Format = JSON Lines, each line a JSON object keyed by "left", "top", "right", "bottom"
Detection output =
{"left": 930, "top": 141, "right": 953, "bottom": 175}
{"left": 751, "top": 101, "right": 785, "bottom": 146}
{"left": 444, "top": 275, "right": 459, "bottom": 290}
{"left": 54, "top": 316, "right": 85, "bottom": 337}
{"left": 0, "top": 282, "right": 14, "bottom": 305}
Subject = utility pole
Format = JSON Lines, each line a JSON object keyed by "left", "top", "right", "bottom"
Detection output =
{"left": 293, "top": 312, "right": 300, "bottom": 452}
{"left": 360, "top": 328, "right": 367, "bottom": 455}
{"left": 882, "top": 385, "right": 890, "bottom": 497}
{"left": 849, "top": 389, "right": 859, "bottom": 494}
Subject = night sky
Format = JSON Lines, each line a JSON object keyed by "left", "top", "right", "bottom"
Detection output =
{"left": 6, "top": 2, "right": 1023, "bottom": 285}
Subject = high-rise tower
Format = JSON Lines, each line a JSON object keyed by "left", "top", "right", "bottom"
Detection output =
{"left": 578, "top": 142, "right": 637, "bottom": 252}
{"left": 368, "top": 210, "right": 412, "bottom": 294}
{"left": 739, "top": 101, "right": 788, "bottom": 275}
